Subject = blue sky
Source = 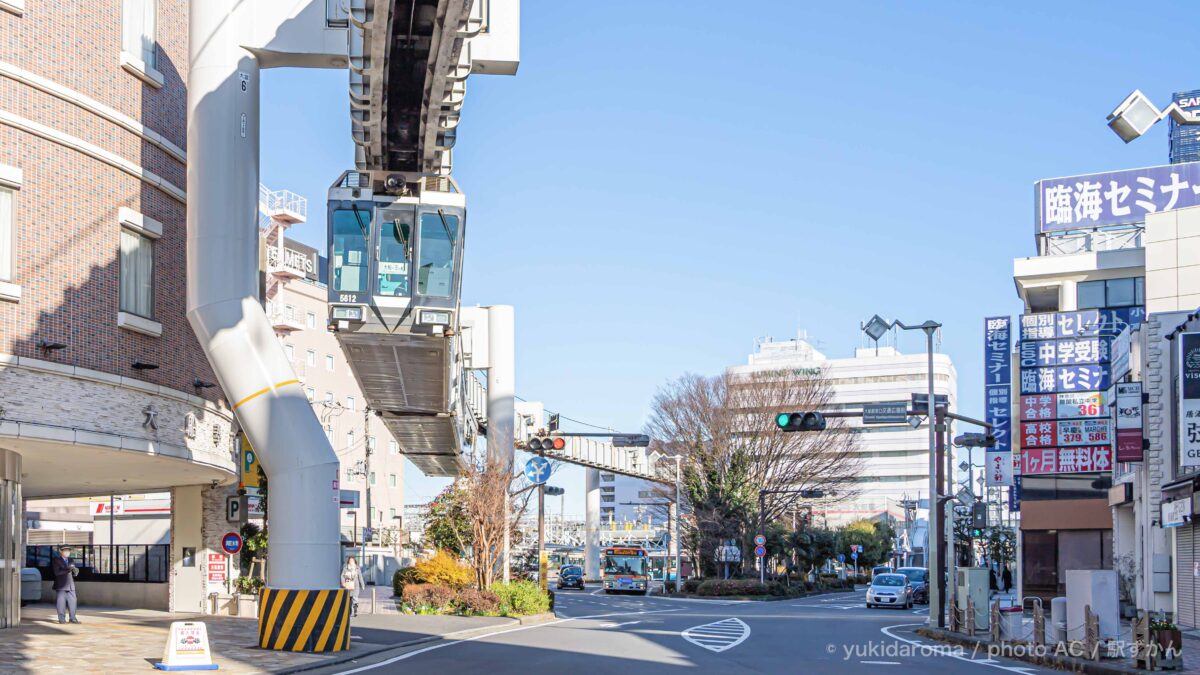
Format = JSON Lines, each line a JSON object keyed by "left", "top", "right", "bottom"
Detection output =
{"left": 261, "top": 1, "right": 1194, "bottom": 515}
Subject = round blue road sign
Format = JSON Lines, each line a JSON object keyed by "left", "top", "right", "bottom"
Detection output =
{"left": 753, "top": 534, "right": 766, "bottom": 546}
{"left": 754, "top": 545, "right": 766, "bottom": 557}
{"left": 222, "top": 532, "right": 243, "bottom": 555}
{"left": 836, "top": 553, "right": 846, "bottom": 563}
{"left": 524, "top": 456, "right": 551, "bottom": 485}
{"left": 851, "top": 552, "right": 858, "bottom": 561}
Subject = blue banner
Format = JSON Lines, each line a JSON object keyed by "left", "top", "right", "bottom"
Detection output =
{"left": 1036, "top": 161, "right": 1200, "bottom": 232}
{"left": 985, "top": 317, "right": 1013, "bottom": 487}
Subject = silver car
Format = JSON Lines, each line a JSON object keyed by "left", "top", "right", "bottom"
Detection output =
{"left": 866, "top": 573, "right": 913, "bottom": 609}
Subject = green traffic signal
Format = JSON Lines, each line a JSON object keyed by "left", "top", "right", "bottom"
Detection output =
{"left": 776, "top": 413, "right": 792, "bottom": 428}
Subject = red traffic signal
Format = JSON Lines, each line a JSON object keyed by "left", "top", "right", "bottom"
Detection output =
{"left": 528, "top": 437, "right": 565, "bottom": 452}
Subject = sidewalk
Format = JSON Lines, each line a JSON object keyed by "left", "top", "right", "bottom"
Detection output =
{"left": 0, "top": 602, "right": 515, "bottom": 674}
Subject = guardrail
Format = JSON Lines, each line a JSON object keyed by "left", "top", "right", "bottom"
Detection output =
{"left": 25, "top": 544, "right": 169, "bottom": 583}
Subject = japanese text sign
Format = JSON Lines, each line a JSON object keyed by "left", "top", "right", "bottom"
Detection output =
{"left": 1036, "top": 162, "right": 1200, "bottom": 232}
{"left": 1115, "top": 382, "right": 1143, "bottom": 463}
{"left": 1020, "top": 446, "right": 1113, "bottom": 475}
{"left": 985, "top": 316, "right": 1013, "bottom": 487}
{"left": 1180, "top": 333, "right": 1200, "bottom": 468}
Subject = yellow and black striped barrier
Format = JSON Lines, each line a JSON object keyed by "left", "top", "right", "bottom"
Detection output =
{"left": 257, "top": 588, "right": 350, "bottom": 652}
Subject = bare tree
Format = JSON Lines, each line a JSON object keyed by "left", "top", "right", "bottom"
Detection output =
{"left": 645, "top": 370, "right": 862, "bottom": 576}
{"left": 457, "top": 453, "right": 536, "bottom": 590}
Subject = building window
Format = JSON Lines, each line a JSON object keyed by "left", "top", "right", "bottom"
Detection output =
{"left": 325, "top": 425, "right": 333, "bottom": 441}
{"left": 326, "top": 355, "right": 335, "bottom": 371}
{"left": 346, "top": 430, "right": 354, "bottom": 450}
{"left": 0, "top": 183, "right": 11, "bottom": 284}
{"left": 601, "top": 495, "right": 615, "bottom": 503}
{"left": 389, "top": 440, "right": 398, "bottom": 455}
{"left": 284, "top": 344, "right": 295, "bottom": 361}
{"left": 324, "top": 391, "right": 334, "bottom": 405}
{"left": 388, "top": 473, "right": 397, "bottom": 488}
{"left": 388, "top": 507, "right": 397, "bottom": 520}
{"left": 306, "top": 349, "right": 316, "bottom": 367}
{"left": 305, "top": 386, "right": 315, "bottom": 401}
{"left": 1076, "top": 277, "right": 1144, "bottom": 309}
{"left": 122, "top": 0, "right": 157, "bottom": 69}
{"left": 345, "top": 396, "right": 355, "bottom": 412}
{"left": 285, "top": 304, "right": 295, "bottom": 321}
{"left": 344, "top": 468, "right": 356, "bottom": 484}
{"left": 306, "top": 312, "right": 316, "bottom": 329}
{"left": 119, "top": 229, "right": 154, "bottom": 319}
{"left": 369, "top": 471, "right": 376, "bottom": 485}
{"left": 600, "top": 473, "right": 614, "bottom": 482}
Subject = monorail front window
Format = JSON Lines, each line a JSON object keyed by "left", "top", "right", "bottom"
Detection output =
{"left": 417, "top": 212, "right": 458, "bottom": 298}
{"left": 377, "top": 216, "right": 412, "bottom": 296}
{"left": 332, "top": 208, "right": 370, "bottom": 293}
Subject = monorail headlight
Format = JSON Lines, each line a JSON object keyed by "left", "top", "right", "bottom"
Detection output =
{"left": 332, "top": 305, "right": 364, "bottom": 321}
{"left": 419, "top": 310, "right": 452, "bottom": 326}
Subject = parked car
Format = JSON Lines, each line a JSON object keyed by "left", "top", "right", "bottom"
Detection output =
{"left": 895, "top": 567, "right": 928, "bottom": 604}
{"left": 866, "top": 573, "right": 912, "bottom": 609}
{"left": 20, "top": 567, "right": 42, "bottom": 605}
{"left": 556, "top": 565, "right": 584, "bottom": 591}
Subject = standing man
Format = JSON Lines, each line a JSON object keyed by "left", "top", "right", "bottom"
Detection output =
{"left": 52, "top": 546, "right": 80, "bottom": 624}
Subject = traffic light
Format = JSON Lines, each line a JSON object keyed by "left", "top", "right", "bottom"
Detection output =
{"left": 528, "top": 436, "right": 565, "bottom": 452}
{"left": 774, "top": 411, "right": 827, "bottom": 432}
{"left": 970, "top": 502, "right": 987, "bottom": 537}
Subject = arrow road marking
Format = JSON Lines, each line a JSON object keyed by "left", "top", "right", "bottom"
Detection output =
{"left": 681, "top": 618, "right": 750, "bottom": 653}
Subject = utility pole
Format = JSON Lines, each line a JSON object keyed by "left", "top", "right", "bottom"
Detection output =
{"left": 362, "top": 408, "right": 372, "bottom": 578}
{"left": 674, "top": 455, "right": 682, "bottom": 588}
{"left": 537, "top": 483, "right": 546, "bottom": 593}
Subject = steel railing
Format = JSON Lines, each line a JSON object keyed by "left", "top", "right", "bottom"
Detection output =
{"left": 25, "top": 544, "right": 169, "bottom": 583}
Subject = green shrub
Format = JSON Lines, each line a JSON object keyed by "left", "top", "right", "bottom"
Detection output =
{"left": 402, "top": 583, "right": 455, "bottom": 612}
{"left": 695, "top": 579, "right": 771, "bottom": 597}
{"left": 414, "top": 551, "right": 475, "bottom": 590}
{"left": 683, "top": 578, "right": 703, "bottom": 594}
{"left": 393, "top": 566, "right": 420, "bottom": 597}
{"left": 234, "top": 576, "right": 264, "bottom": 594}
{"left": 490, "top": 580, "right": 551, "bottom": 616}
{"left": 453, "top": 588, "right": 500, "bottom": 615}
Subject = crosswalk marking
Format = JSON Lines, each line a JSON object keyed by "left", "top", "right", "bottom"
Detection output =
{"left": 681, "top": 618, "right": 750, "bottom": 653}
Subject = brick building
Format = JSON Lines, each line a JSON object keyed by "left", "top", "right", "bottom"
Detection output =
{"left": 0, "top": 0, "right": 239, "bottom": 620}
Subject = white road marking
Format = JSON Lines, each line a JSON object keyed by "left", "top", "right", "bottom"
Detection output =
{"left": 333, "top": 608, "right": 684, "bottom": 673}
{"left": 861, "top": 661, "right": 901, "bottom": 665}
{"left": 880, "top": 623, "right": 1042, "bottom": 673}
{"left": 681, "top": 618, "right": 750, "bottom": 654}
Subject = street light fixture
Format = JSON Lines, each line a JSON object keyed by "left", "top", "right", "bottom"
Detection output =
{"left": 863, "top": 315, "right": 942, "bottom": 627}
{"left": 1107, "top": 89, "right": 1200, "bottom": 143}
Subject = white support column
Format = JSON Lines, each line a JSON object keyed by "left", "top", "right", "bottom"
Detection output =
{"left": 585, "top": 468, "right": 601, "bottom": 581}
{"left": 486, "top": 305, "right": 515, "bottom": 581}
{"left": 187, "top": 0, "right": 339, "bottom": 591}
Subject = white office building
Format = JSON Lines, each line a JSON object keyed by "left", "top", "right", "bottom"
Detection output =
{"left": 727, "top": 334, "right": 957, "bottom": 528}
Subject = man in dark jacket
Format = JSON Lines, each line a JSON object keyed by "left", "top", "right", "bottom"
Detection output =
{"left": 51, "top": 546, "right": 80, "bottom": 624}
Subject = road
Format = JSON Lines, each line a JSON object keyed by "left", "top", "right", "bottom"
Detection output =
{"left": 312, "top": 587, "right": 1054, "bottom": 674}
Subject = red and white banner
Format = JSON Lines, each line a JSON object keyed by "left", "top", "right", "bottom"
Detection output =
{"left": 1020, "top": 445, "right": 1113, "bottom": 475}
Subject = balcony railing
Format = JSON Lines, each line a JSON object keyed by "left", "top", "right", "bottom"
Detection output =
{"left": 1041, "top": 227, "right": 1142, "bottom": 256}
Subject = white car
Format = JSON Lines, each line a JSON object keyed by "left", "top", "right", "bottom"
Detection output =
{"left": 866, "top": 573, "right": 913, "bottom": 609}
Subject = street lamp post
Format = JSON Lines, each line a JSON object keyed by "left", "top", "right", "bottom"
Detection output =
{"left": 673, "top": 455, "right": 683, "bottom": 589}
{"left": 863, "top": 315, "right": 941, "bottom": 626}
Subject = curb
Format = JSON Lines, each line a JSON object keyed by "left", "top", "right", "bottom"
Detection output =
{"left": 516, "top": 612, "right": 557, "bottom": 626}
{"left": 277, "top": 619, "right": 522, "bottom": 674}
{"left": 914, "top": 627, "right": 1150, "bottom": 675}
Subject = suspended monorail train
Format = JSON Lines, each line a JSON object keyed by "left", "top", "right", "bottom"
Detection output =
{"left": 326, "top": 170, "right": 468, "bottom": 476}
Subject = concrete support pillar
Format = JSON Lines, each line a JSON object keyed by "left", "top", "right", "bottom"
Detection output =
{"left": 585, "top": 468, "right": 601, "bottom": 581}
{"left": 0, "top": 449, "right": 21, "bottom": 630}
{"left": 486, "top": 305, "right": 514, "bottom": 581}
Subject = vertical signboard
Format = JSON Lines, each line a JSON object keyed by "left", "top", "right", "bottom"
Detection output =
{"left": 985, "top": 317, "right": 1013, "bottom": 486}
{"left": 1115, "top": 382, "right": 1144, "bottom": 463}
{"left": 1180, "top": 333, "right": 1200, "bottom": 468}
